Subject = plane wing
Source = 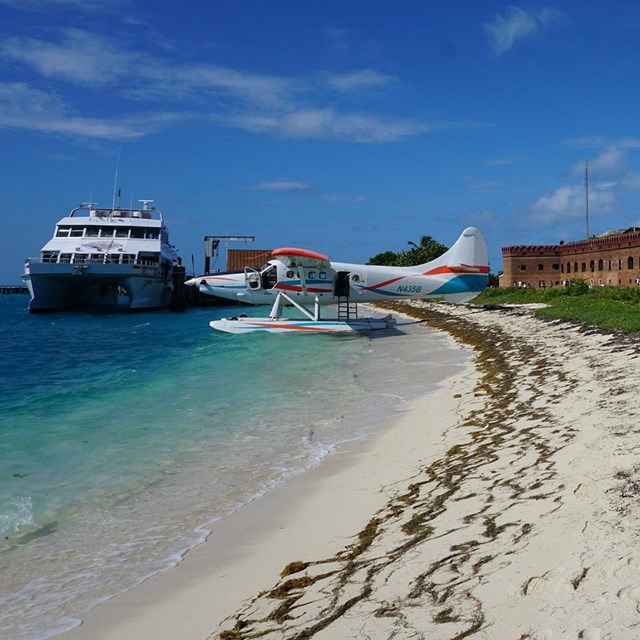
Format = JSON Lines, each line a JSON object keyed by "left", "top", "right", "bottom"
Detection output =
{"left": 271, "top": 247, "right": 331, "bottom": 269}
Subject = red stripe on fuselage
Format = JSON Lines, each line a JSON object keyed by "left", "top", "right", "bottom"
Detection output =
{"left": 362, "top": 275, "right": 405, "bottom": 291}
{"left": 421, "top": 264, "right": 489, "bottom": 276}
{"left": 274, "top": 284, "right": 333, "bottom": 293}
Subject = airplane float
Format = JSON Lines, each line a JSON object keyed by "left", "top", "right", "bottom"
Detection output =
{"left": 185, "top": 226, "right": 489, "bottom": 334}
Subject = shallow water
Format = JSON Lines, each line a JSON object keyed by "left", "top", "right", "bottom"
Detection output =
{"left": 0, "top": 295, "right": 468, "bottom": 639}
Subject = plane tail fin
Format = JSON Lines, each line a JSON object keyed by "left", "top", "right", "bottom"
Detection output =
{"left": 413, "top": 227, "right": 489, "bottom": 302}
{"left": 413, "top": 227, "right": 488, "bottom": 272}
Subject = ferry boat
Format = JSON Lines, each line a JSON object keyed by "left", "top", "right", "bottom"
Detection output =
{"left": 22, "top": 200, "right": 179, "bottom": 312}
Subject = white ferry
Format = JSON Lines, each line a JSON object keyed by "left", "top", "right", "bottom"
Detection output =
{"left": 22, "top": 200, "right": 179, "bottom": 312}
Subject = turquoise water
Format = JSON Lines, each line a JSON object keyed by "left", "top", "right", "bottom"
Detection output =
{"left": 0, "top": 295, "right": 468, "bottom": 639}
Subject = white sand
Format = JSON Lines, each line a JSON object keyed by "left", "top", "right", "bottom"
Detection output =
{"left": 63, "top": 301, "right": 640, "bottom": 640}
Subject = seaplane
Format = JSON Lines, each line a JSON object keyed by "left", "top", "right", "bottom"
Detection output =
{"left": 185, "top": 227, "right": 489, "bottom": 334}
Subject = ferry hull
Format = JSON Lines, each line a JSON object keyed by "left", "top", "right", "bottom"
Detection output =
{"left": 22, "top": 263, "right": 173, "bottom": 312}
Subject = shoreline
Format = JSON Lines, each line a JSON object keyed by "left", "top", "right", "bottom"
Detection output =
{"left": 63, "top": 316, "right": 477, "bottom": 640}
{"left": 64, "top": 301, "right": 640, "bottom": 639}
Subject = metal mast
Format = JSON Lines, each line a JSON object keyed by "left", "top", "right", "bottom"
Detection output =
{"left": 584, "top": 159, "right": 590, "bottom": 238}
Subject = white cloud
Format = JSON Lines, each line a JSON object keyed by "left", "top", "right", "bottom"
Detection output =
{"left": 485, "top": 6, "right": 561, "bottom": 56}
{"left": 566, "top": 136, "right": 640, "bottom": 150}
{"left": 325, "top": 70, "right": 395, "bottom": 92}
{"left": 2, "top": 30, "right": 131, "bottom": 86}
{"left": 1, "top": 30, "right": 295, "bottom": 107}
{"left": 530, "top": 183, "right": 615, "bottom": 225}
{"left": 249, "top": 180, "right": 312, "bottom": 193}
{"left": 277, "top": 108, "right": 428, "bottom": 142}
{"left": 0, "top": 82, "right": 182, "bottom": 139}
{"left": 568, "top": 146, "right": 627, "bottom": 178}
{"left": 621, "top": 173, "right": 640, "bottom": 190}
{"left": 0, "top": 0, "right": 108, "bottom": 9}
{"left": 0, "top": 28, "right": 485, "bottom": 143}
{"left": 220, "top": 107, "right": 484, "bottom": 143}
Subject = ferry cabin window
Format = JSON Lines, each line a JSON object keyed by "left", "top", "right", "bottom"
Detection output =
{"left": 59, "top": 253, "right": 72, "bottom": 263}
{"left": 69, "top": 228, "right": 83, "bottom": 237}
{"left": 85, "top": 227, "right": 99, "bottom": 237}
{"left": 122, "top": 254, "right": 136, "bottom": 264}
{"left": 115, "top": 228, "right": 129, "bottom": 238}
{"left": 131, "top": 228, "right": 145, "bottom": 239}
{"left": 74, "top": 254, "right": 88, "bottom": 263}
{"left": 56, "top": 227, "right": 71, "bottom": 237}
{"left": 146, "top": 229, "right": 159, "bottom": 240}
{"left": 42, "top": 251, "right": 59, "bottom": 263}
{"left": 139, "top": 254, "right": 159, "bottom": 265}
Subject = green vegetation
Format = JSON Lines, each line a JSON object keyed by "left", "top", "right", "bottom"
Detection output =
{"left": 473, "top": 280, "right": 640, "bottom": 333}
{"left": 368, "top": 235, "right": 448, "bottom": 266}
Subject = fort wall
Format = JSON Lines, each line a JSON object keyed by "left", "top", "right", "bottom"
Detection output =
{"left": 500, "top": 230, "right": 640, "bottom": 288}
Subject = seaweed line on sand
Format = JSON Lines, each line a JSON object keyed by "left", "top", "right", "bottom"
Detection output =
{"left": 212, "top": 301, "right": 586, "bottom": 640}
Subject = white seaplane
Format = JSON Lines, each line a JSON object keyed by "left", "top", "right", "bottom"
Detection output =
{"left": 185, "top": 227, "right": 488, "bottom": 334}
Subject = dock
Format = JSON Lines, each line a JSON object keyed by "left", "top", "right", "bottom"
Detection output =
{"left": 0, "top": 285, "right": 29, "bottom": 294}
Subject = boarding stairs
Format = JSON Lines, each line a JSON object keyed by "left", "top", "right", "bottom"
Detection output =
{"left": 337, "top": 297, "right": 358, "bottom": 322}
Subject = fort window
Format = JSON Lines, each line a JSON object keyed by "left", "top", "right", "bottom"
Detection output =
{"left": 567, "top": 263, "right": 572, "bottom": 273}
{"left": 582, "top": 262, "right": 586, "bottom": 272}
{"left": 598, "top": 259, "right": 603, "bottom": 271}
{"left": 574, "top": 261, "right": 578, "bottom": 272}
{"left": 608, "top": 260, "right": 612, "bottom": 270}
{"left": 537, "top": 264, "right": 544, "bottom": 271}
{"left": 618, "top": 259, "right": 622, "bottom": 269}
{"left": 519, "top": 265, "right": 527, "bottom": 271}
{"left": 628, "top": 256, "right": 634, "bottom": 269}
{"left": 589, "top": 260, "right": 595, "bottom": 272}
{"left": 552, "top": 263, "right": 560, "bottom": 271}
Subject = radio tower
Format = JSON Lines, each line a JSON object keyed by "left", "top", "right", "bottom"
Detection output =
{"left": 584, "top": 159, "right": 590, "bottom": 238}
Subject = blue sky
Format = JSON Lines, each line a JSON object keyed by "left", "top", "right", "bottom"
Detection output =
{"left": 2, "top": 0, "right": 640, "bottom": 282}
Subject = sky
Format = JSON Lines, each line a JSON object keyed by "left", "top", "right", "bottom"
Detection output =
{"left": 3, "top": 0, "right": 640, "bottom": 282}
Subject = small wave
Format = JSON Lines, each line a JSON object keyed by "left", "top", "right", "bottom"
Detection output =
{"left": 0, "top": 496, "right": 35, "bottom": 539}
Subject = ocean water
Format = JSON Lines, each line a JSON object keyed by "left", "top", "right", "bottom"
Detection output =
{"left": 0, "top": 294, "right": 468, "bottom": 640}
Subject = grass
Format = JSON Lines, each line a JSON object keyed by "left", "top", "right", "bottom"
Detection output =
{"left": 473, "top": 282, "right": 640, "bottom": 333}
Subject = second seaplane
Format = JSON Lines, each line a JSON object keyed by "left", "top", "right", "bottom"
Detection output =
{"left": 185, "top": 227, "right": 489, "bottom": 334}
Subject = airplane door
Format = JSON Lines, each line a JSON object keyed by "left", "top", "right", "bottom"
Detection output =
{"left": 244, "top": 267, "right": 261, "bottom": 290}
{"left": 334, "top": 271, "right": 350, "bottom": 297}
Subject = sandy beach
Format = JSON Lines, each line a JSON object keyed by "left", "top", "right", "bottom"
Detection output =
{"left": 63, "top": 300, "right": 640, "bottom": 640}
